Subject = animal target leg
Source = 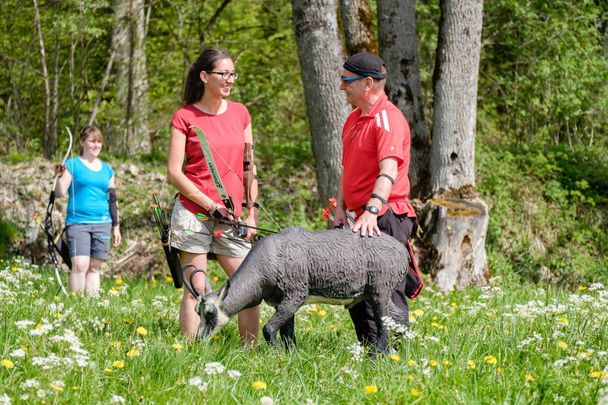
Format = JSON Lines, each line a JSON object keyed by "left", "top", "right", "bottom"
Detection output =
{"left": 263, "top": 298, "right": 304, "bottom": 349}
{"left": 370, "top": 297, "right": 392, "bottom": 354}
{"left": 279, "top": 315, "right": 296, "bottom": 350}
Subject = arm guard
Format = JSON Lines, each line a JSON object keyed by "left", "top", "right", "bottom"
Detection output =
{"left": 243, "top": 142, "right": 255, "bottom": 208}
{"left": 108, "top": 188, "right": 119, "bottom": 226}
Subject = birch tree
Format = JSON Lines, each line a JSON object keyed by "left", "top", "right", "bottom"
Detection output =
{"left": 112, "top": 0, "right": 150, "bottom": 154}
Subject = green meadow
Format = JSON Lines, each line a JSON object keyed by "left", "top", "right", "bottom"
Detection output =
{"left": 1, "top": 258, "right": 606, "bottom": 404}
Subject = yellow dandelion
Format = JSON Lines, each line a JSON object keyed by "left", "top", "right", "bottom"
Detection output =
{"left": 557, "top": 341, "right": 568, "bottom": 350}
{"left": 413, "top": 309, "right": 424, "bottom": 317}
{"left": 49, "top": 383, "right": 64, "bottom": 392}
{"left": 429, "top": 359, "right": 438, "bottom": 367}
{"left": 212, "top": 335, "right": 220, "bottom": 341}
{"left": 363, "top": 385, "right": 378, "bottom": 394}
{"left": 525, "top": 373, "right": 535, "bottom": 382}
{"left": 450, "top": 302, "right": 459, "bottom": 309}
{"left": 309, "top": 306, "right": 319, "bottom": 314}
{"left": 590, "top": 371, "right": 607, "bottom": 380}
{"left": 126, "top": 348, "right": 140, "bottom": 357}
{"left": 112, "top": 360, "right": 125, "bottom": 368}
{"left": 411, "top": 388, "right": 421, "bottom": 398}
{"left": 123, "top": 319, "right": 133, "bottom": 325}
{"left": 578, "top": 285, "right": 588, "bottom": 292}
{"left": 116, "top": 276, "right": 123, "bottom": 286}
{"left": 1, "top": 359, "right": 14, "bottom": 369}
{"left": 581, "top": 351, "right": 592, "bottom": 358}
{"left": 53, "top": 295, "right": 60, "bottom": 302}
{"left": 407, "top": 359, "right": 417, "bottom": 367}
{"left": 212, "top": 275, "right": 220, "bottom": 282}
{"left": 165, "top": 276, "right": 173, "bottom": 284}
{"left": 251, "top": 381, "right": 267, "bottom": 390}
{"left": 484, "top": 355, "right": 498, "bottom": 365}
{"left": 389, "top": 354, "right": 400, "bottom": 362}
{"left": 496, "top": 367, "right": 502, "bottom": 375}
{"left": 431, "top": 322, "right": 440, "bottom": 328}
{"left": 104, "top": 368, "right": 113, "bottom": 373}
{"left": 136, "top": 327, "right": 148, "bottom": 336}
{"left": 318, "top": 309, "right": 327, "bottom": 316}
{"left": 443, "top": 360, "right": 451, "bottom": 366}
{"left": 172, "top": 343, "right": 183, "bottom": 351}
{"left": 408, "top": 314, "right": 417, "bottom": 323}
{"left": 467, "top": 360, "right": 476, "bottom": 369}
{"left": 557, "top": 317, "right": 569, "bottom": 325}
{"left": 112, "top": 341, "right": 123, "bottom": 348}
{"left": 11, "top": 266, "right": 17, "bottom": 272}
{"left": 406, "top": 374, "right": 414, "bottom": 381}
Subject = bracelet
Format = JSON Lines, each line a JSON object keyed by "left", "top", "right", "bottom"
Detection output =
{"left": 370, "top": 193, "right": 387, "bottom": 204}
{"left": 242, "top": 202, "right": 260, "bottom": 209}
{"left": 376, "top": 173, "right": 395, "bottom": 184}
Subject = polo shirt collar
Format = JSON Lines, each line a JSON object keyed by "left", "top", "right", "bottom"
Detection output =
{"left": 360, "top": 93, "right": 389, "bottom": 118}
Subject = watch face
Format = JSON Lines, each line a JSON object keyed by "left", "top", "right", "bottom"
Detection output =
{"left": 367, "top": 205, "right": 379, "bottom": 214}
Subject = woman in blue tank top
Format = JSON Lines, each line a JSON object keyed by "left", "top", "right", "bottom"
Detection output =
{"left": 54, "top": 126, "right": 122, "bottom": 296}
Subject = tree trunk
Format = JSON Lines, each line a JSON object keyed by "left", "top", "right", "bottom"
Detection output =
{"left": 423, "top": 0, "right": 488, "bottom": 292}
{"left": 377, "top": 0, "right": 431, "bottom": 199}
{"left": 112, "top": 0, "right": 150, "bottom": 154}
{"left": 293, "top": 0, "right": 351, "bottom": 203}
{"left": 33, "top": 0, "right": 54, "bottom": 159}
{"left": 339, "top": 0, "right": 377, "bottom": 55}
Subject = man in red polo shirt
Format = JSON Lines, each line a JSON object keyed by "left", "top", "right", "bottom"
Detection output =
{"left": 333, "top": 52, "right": 418, "bottom": 345}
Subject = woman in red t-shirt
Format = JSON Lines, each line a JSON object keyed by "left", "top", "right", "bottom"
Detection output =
{"left": 167, "top": 48, "right": 259, "bottom": 343}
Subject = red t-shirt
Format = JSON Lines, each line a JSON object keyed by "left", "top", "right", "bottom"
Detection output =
{"left": 171, "top": 101, "right": 251, "bottom": 217}
{"left": 342, "top": 93, "right": 416, "bottom": 218}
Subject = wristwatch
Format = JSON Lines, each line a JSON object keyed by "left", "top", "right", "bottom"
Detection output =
{"left": 365, "top": 205, "right": 379, "bottom": 215}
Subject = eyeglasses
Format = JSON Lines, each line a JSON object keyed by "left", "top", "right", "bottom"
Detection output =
{"left": 340, "top": 76, "right": 366, "bottom": 84}
{"left": 207, "top": 71, "right": 239, "bottom": 80}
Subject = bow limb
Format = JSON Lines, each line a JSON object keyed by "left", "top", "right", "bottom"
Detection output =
{"left": 44, "top": 127, "right": 73, "bottom": 296}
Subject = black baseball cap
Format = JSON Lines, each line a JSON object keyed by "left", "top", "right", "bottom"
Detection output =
{"left": 343, "top": 52, "right": 387, "bottom": 80}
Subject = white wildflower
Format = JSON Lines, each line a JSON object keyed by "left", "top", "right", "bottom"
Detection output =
{"left": 20, "top": 379, "right": 40, "bottom": 389}
{"left": 111, "top": 394, "right": 126, "bottom": 403}
{"left": 227, "top": 370, "right": 241, "bottom": 379}
{"left": 15, "top": 320, "right": 35, "bottom": 330}
{"left": 347, "top": 343, "right": 364, "bottom": 362}
{"left": 9, "top": 349, "right": 25, "bottom": 358}
{"left": 204, "top": 362, "right": 225, "bottom": 375}
{"left": 260, "top": 396, "right": 274, "bottom": 405}
{"left": 0, "top": 394, "right": 11, "bottom": 405}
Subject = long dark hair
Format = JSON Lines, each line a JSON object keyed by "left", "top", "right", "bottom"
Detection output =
{"left": 183, "top": 48, "right": 233, "bottom": 105}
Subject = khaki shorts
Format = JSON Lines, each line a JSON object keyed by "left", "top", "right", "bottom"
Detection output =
{"left": 170, "top": 198, "right": 251, "bottom": 258}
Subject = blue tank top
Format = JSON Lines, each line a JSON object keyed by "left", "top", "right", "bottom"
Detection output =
{"left": 65, "top": 157, "right": 114, "bottom": 225}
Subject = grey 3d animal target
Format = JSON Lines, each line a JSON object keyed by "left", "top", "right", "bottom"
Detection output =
{"left": 193, "top": 227, "right": 411, "bottom": 353}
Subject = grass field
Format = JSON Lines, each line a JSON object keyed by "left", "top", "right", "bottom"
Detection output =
{"left": 1, "top": 257, "right": 607, "bottom": 404}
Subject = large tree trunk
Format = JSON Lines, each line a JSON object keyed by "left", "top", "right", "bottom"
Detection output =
{"left": 293, "top": 0, "right": 351, "bottom": 203}
{"left": 422, "top": 0, "right": 488, "bottom": 292}
{"left": 339, "top": 0, "right": 377, "bottom": 55}
{"left": 377, "top": 0, "right": 431, "bottom": 199}
{"left": 112, "top": 0, "right": 150, "bottom": 154}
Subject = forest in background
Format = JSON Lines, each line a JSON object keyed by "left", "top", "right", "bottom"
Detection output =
{"left": 0, "top": 0, "right": 606, "bottom": 285}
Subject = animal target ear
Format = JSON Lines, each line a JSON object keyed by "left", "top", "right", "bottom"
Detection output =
{"left": 194, "top": 294, "right": 204, "bottom": 313}
{"left": 218, "top": 280, "right": 230, "bottom": 300}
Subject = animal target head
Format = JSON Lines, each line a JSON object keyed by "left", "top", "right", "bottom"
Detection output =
{"left": 195, "top": 281, "right": 231, "bottom": 341}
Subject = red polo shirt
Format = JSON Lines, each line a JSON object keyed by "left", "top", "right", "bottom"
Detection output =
{"left": 170, "top": 102, "right": 251, "bottom": 217}
{"left": 342, "top": 93, "right": 416, "bottom": 218}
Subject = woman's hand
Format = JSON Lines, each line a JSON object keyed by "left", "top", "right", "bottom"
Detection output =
{"left": 209, "top": 202, "right": 234, "bottom": 221}
{"left": 55, "top": 164, "right": 66, "bottom": 177}
{"left": 243, "top": 214, "right": 258, "bottom": 241}
{"left": 113, "top": 226, "right": 122, "bottom": 247}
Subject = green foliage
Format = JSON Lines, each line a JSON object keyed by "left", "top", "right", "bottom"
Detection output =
{"left": 1, "top": 259, "right": 607, "bottom": 403}
{"left": 480, "top": 0, "right": 608, "bottom": 146}
{"left": 0, "top": 215, "right": 19, "bottom": 258}
{"left": 477, "top": 142, "right": 608, "bottom": 285}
